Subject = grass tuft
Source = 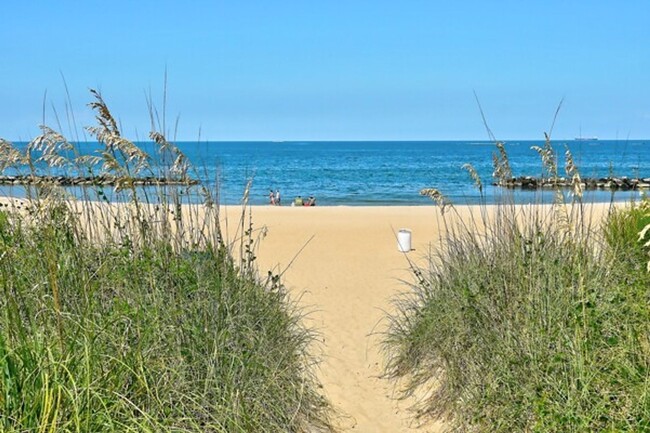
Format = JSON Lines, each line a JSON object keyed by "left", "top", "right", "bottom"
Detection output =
{"left": 0, "top": 89, "right": 333, "bottom": 432}
{"left": 384, "top": 140, "right": 650, "bottom": 432}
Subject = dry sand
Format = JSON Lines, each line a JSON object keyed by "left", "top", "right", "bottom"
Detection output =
{"left": 221, "top": 205, "right": 474, "bottom": 433}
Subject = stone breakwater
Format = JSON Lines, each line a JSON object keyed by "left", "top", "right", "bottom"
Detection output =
{"left": 0, "top": 175, "right": 199, "bottom": 187}
{"left": 495, "top": 176, "right": 650, "bottom": 190}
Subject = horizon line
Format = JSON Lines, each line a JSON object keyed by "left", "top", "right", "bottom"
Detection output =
{"left": 4, "top": 137, "right": 648, "bottom": 143}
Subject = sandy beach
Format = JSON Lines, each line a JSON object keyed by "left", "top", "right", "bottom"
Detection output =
{"left": 220, "top": 205, "right": 474, "bottom": 432}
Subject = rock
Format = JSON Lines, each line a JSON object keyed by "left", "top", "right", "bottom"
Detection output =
{"left": 486, "top": 175, "right": 649, "bottom": 191}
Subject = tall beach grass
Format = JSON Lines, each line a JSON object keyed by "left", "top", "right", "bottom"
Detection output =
{"left": 0, "top": 90, "right": 333, "bottom": 432}
{"left": 384, "top": 137, "right": 650, "bottom": 432}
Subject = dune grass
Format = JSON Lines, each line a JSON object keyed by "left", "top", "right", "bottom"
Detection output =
{"left": 0, "top": 90, "right": 333, "bottom": 432}
{"left": 384, "top": 139, "right": 650, "bottom": 432}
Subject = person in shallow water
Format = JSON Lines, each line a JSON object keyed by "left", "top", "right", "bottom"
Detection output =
{"left": 294, "top": 196, "right": 303, "bottom": 206}
{"left": 275, "top": 189, "right": 281, "bottom": 206}
{"left": 269, "top": 190, "right": 276, "bottom": 205}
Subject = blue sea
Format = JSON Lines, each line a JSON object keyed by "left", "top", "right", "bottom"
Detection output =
{"left": 6, "top": 140, "right": 650, "bottom": 205}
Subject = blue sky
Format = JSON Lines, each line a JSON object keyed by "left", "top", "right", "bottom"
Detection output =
{"left": 1, "top": 1, "right": 649, "bottom": 141}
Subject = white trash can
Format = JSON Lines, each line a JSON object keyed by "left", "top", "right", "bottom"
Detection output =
{"left": 397, "top": 229, "right": 412, "bottom": 252}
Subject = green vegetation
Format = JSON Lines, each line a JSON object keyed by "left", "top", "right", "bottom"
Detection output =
{"left": 384, "top": 139, "right": 650, "bottom": 432}
{"left": 0, "top": 91, "right": 332, "bottom": 432}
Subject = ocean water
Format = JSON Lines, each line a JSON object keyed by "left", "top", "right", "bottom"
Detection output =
{"left": 175, "top": 140, "right": 650, "bottom": 205}
{"left": 6, "top": 140, "right": 650, "bottom": 205}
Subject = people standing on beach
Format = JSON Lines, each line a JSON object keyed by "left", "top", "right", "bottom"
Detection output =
{"left": 269, "top": 190, "right": 276, "bottom": 205}
{"left": 275, "top": 189, "right": 281, "bottom": 206}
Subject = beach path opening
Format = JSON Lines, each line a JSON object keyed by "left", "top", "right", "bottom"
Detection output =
{"left": 226, "top": 205, "right": 448, "bottom": 432}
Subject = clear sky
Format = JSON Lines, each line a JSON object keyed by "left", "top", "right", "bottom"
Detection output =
{"left": 1, "top": 0, "right": 649, "bottom": 141}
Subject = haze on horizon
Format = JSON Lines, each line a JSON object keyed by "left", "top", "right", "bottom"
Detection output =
{"left": 1, "top": 0, "right": 649, "bottom": 142}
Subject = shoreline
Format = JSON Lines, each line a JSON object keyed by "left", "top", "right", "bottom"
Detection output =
{"left": 0, "top": 189, "right": 642, "bottom": 208}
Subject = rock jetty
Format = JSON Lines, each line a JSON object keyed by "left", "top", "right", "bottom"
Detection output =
{"left": 495, "top": 176, "right": 650, "bottom": 190}
{"left": 0, "top": 175, "right": 198, "bottom": 187}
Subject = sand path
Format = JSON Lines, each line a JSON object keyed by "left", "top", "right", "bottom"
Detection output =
{"left": 223, "top": 205, "right": 453, "bottom": 432}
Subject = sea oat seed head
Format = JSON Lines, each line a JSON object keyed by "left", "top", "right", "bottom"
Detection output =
{"left": 462, "top": 163, "right": 483, "bottom": 192}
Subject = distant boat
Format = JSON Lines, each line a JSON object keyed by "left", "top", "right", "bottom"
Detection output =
{"left": 575, "top": 126, "right": 597, "bottom": 141}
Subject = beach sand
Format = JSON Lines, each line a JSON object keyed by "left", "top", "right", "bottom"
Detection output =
{"left": 221, "top": 205, "right": 470, "bottom": 433}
